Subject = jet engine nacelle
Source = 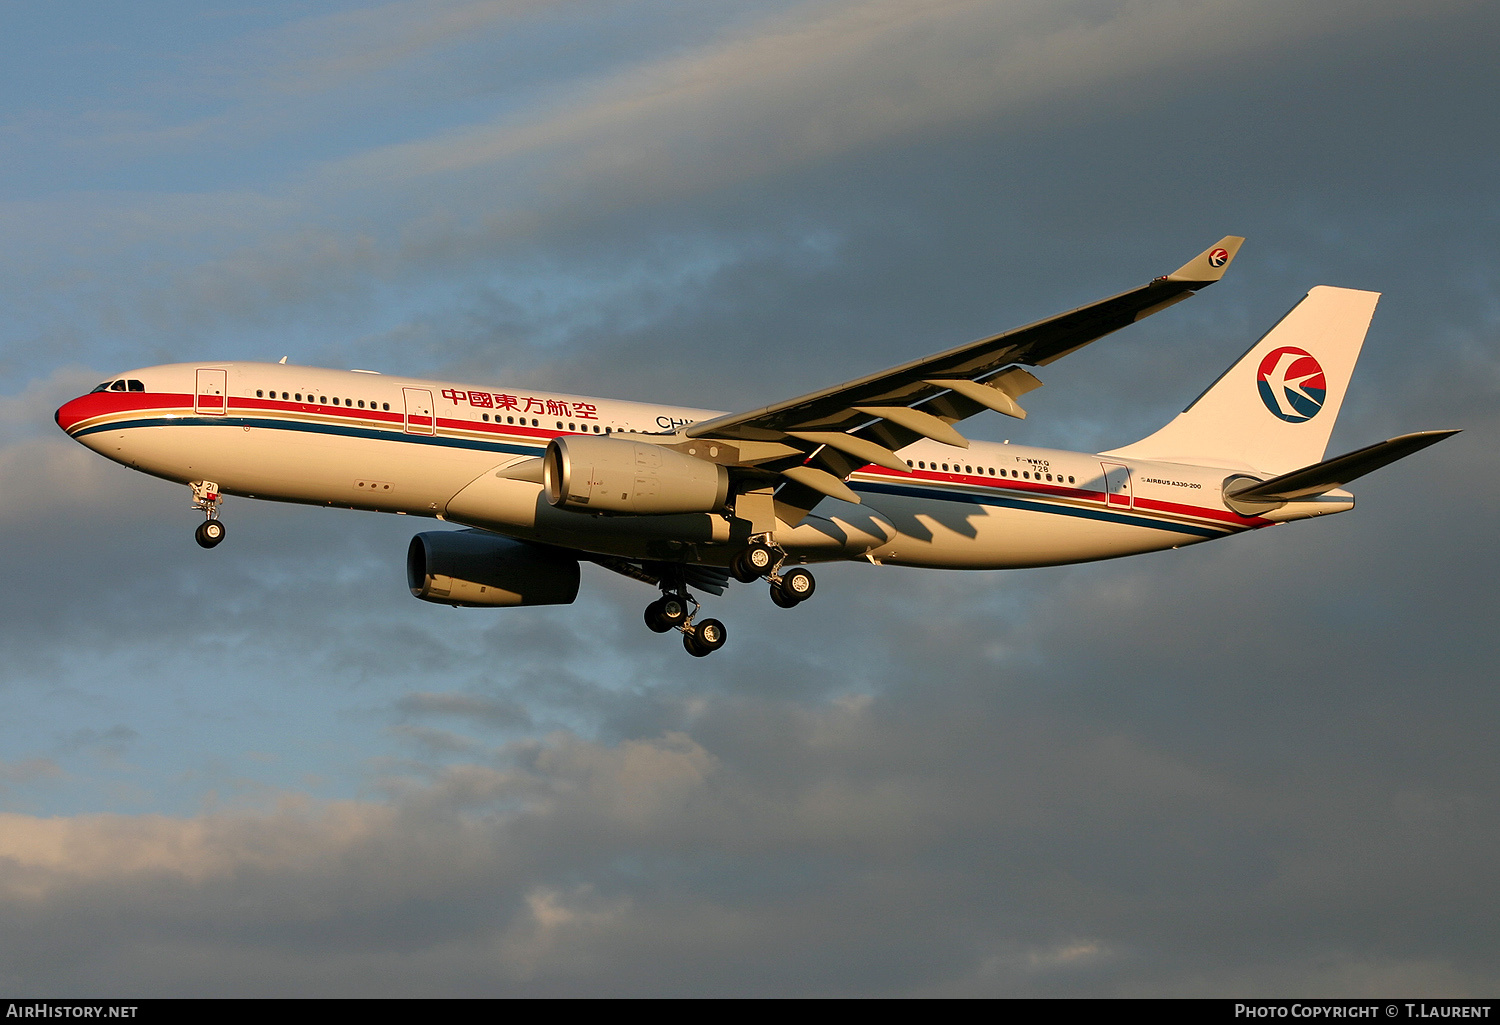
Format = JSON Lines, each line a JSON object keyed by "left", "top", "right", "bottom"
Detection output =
{"left": 407, "top": 530, "right": 580, "bottom": 607}
{"left": 544, "top": 435, "right": 730, "bottom": 515}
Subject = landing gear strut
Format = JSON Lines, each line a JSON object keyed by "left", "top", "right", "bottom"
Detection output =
{"left": 191, "top": 481, "right": 226, "bottom": 549}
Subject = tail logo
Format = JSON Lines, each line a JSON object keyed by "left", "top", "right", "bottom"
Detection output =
{"left": 1257, "top": 347, "right": 1327, "bottom": 423}
{"left": 1208, "top": 247, "right": 1230, "bottom": 268}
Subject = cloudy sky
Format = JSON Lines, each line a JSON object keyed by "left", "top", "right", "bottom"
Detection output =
{"left": 1, "top": 0, "right": 1497, "bottom": 996}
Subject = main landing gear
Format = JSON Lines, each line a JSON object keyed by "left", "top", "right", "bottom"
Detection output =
{"left": 732, "top": 536, "right": 816, "bottom": 610}
{"left": 191, "top": 481, "right": 226, "bottom": 549}
{"left": 645, "top": 590, "right": 727, "bottom": 658}
{"left": 645, "top": 541, "right": 816, "bottom": 657}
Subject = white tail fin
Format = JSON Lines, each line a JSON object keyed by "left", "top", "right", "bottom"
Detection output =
{"left": 1103, "top": 286, "right": 1380, "bottom": 474}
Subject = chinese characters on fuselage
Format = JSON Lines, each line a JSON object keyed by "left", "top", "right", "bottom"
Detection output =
{"left": 440, "top": 389, "right": 598, "bottom": 420}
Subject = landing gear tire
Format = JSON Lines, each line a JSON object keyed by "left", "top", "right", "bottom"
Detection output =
{"left": 780, "top": 567, "right": 815, "bottom": 602}
{"left": 644, "top": 598, "right": 672, "bottom": 633}
{"left": 645, "top": 594, "right": 689, "bottom": 633}
{"left": 733, "top": 543, "right": 775, "bottom": 583}
{"left": 770, "top": 568, "right": 814, "bottom": 607}
{"left": 684, "top": 618, "right": 727, "bottom": 657}
{"left": 660, "top": 595, "right": 688, "bottom": 626}
{"left": 195, "top": 520, "right": 226, "bottom": 549}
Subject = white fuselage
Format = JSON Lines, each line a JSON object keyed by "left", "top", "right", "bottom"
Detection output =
{"left": 57, "top": 361, "right": 1350, "bottom": 571}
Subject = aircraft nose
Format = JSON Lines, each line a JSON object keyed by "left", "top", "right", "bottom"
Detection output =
{"left": 55, "top": 394, "right": 91, "bottom": 436}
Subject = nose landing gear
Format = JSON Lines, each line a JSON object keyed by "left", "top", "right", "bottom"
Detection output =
{"left": 191, "top": 481, "right": 226, "bottom": 549}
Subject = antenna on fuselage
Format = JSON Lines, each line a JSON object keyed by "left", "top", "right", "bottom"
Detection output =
{"left": 278, "top": 356, "right": 288, "bottom": 364}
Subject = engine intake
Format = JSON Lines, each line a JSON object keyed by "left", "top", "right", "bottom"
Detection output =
{"left": 544, "top": 435, "right": 729, "bottom": 515}
{"left": 407, "top": 530, "right": 580, "bottom": 607}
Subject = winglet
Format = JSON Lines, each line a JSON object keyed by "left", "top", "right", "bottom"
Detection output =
{"left": 1167, "top": 236, "right": 1245, "bottom": 285}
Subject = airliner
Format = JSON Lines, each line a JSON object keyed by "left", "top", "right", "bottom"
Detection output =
{"left": 55, "top": 238, "right": 1456, "bottom": 656}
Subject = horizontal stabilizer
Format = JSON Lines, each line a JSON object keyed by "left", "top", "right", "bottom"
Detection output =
{"left": 1225, "top": 430, "right": 1459, "bottom": 505}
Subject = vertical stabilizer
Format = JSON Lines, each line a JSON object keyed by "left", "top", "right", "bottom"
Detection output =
{"left": 1103, "top": 286, "right": 1379, "bottom": 474}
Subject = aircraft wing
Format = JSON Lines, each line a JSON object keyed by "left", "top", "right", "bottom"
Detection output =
{"left": 684, "top": 237, "right": 1244, "bottom": 510}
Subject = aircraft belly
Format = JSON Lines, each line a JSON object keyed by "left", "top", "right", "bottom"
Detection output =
{"left": 860, "top": 492, "right": 1197, "bottom": 569}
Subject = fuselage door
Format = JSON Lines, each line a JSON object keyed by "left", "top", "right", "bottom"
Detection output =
{"left": 1100, "top": 461, "right": 1132, "bottom": 508}
{"left": 195, "top": 368, "right": 227, "bottom": 415}
{"left": 403, "top": 387, "right": 435, "bottom": 435}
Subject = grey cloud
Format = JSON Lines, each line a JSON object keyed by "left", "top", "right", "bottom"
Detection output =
{"left": 396, "top": 691, "right": 533, "bottom": 729}
{"left": 2, "top": 676, "right": 1497, "bottom": 996}
{"left": 8, "top": 0, "right": 1491, "bottom": 388}
{"left": 0, "top": 758, "right": 64, "bottom": 786}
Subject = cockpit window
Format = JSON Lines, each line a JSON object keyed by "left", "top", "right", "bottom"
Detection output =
{"left": 127, "top": 380, "right": 145, "bottom": 392}
{"left": 110, "top": 380, "right": 127, "bottom": 391}
{"left": 91, "top": 382, "right": 112, "bottom": 393}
